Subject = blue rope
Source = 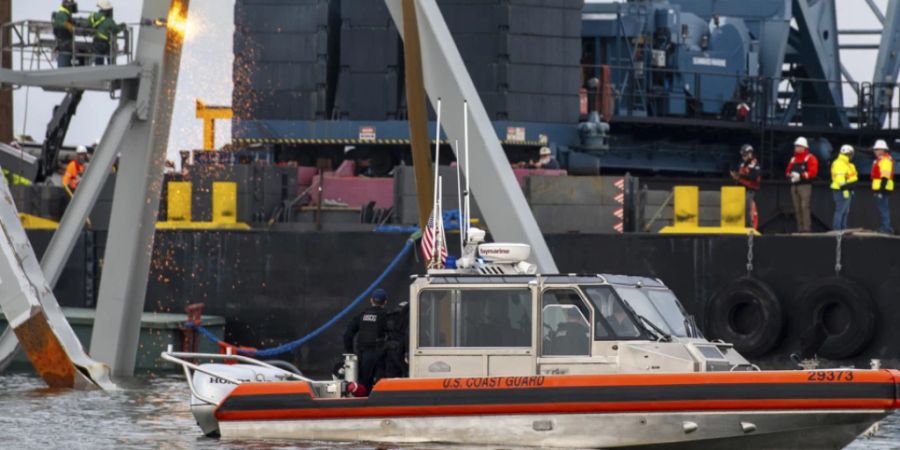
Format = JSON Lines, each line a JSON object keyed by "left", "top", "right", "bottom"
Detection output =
{"left": 373, "top": 209, "right": 461, "bottom": 234}
{"left": 184, "top": 238, "right": 415, "bottom": 357}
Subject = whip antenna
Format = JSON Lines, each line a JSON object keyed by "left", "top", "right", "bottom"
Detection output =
{"left": 463, "top": 100, "right": 471, "bottom": 242}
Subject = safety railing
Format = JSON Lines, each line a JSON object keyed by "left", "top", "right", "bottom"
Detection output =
{"left": 161, "top": 347, "right": 313, "bottom": 405}
{"left": 0, "top": 20, "right": 134, "bottom": 71}
{"left": 582, "top": 64, "right": 900, "bottom": 131}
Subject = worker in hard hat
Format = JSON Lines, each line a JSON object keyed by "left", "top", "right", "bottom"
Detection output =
{"left": 871, "top": 139, "right": 894, "bottom": 234}
{"left": 730, "top": 144, "right": 761, "bottom": 228}
{"left": 830, "top": 145, "right": 858, "bottom": 231}
{"left": 90, "top": 1, "right": 126, "bottom": 65}
{"left": 63, "top": 146, "right": 90, "bottom": 191}
{"left": 785, "top": 137, "right": 819, "bottom": 233}
{"left": 52, "top": 1, "right": 84, "bottom": 67}
{"left": 530, "top": 147, "right": 560, "bottom": 170}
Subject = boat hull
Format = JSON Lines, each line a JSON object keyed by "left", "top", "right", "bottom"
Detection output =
{"left": 218, "top": 410, "right": 886, "bottom": 449}
{"left": 209, "top": 370, "right": 900, "bottom": 448}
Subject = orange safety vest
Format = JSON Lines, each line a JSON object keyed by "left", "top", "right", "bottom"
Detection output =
{"left": 63, "top": 160, "right": 85, "bottom": 190}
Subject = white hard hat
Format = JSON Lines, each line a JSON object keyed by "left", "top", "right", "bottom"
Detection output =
{"left": 76, "top": 145, "right": 88, "bottom": 154}
{"left": 840, "top": 145, "right": 855, "bottom": 155}
{"left": 97, "top": 0, "right": 112, "bottom": 11}
{"left": 539, "top": 146, "right": 552, "bottom": 156}
{"left": 874, "top": 139, "right": 889, "bottom": 151}
{"left": 794, "top": 137, "right": 809, "bottom": 148}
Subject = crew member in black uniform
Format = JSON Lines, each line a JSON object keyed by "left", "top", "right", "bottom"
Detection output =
{"left": 343, "top": 288, "right": 389, "bottom": 391}
{"left": 383, "top": 301, "right": 409, "bottom": 378}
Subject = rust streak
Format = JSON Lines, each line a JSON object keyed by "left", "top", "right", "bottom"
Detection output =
{"left": 13, "top": 313, "right": 76, "bottom": 388}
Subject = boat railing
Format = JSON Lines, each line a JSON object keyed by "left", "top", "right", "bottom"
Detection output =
{"left": 161, "top": 346, "right": 313, "bottom": 405}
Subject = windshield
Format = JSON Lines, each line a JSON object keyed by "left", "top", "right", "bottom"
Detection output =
{"left": 581, "top": 286, "right": 643, "bottom": 339}
{"left": 613, "top": 287, "right": 689, "bottom": 338}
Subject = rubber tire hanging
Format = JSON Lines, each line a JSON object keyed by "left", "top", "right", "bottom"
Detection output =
{"left": 705, "top": 277, "right": 784, "bottom": 357}
{"left": 797, "top": 277, "right": 876, "bottom": 360}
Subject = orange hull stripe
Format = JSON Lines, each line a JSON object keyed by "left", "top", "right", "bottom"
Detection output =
{"left": 224, "top": 370, "right": 900, "bottom": 397}
{"left": 217, "top": 398, "right": 892, "bottom": 422}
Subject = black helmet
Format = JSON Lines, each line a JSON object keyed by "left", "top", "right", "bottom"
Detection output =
{"left": 740, "top": 144, "right": 754, "bottom": 156}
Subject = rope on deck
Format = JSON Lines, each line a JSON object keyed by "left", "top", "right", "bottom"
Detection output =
{"left": 184, "top": 238, "right": 415, "bottom": 357}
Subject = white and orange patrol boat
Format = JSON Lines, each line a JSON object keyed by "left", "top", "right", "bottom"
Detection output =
{"left": 164, "top": 233, "right": 900, "bottom": 449}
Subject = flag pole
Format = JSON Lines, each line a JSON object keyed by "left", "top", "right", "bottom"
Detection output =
{"left": 432, "top": 98, "right": 442, "bottom": 214}
{"left": 455, "top": 139, "right": 464, "bottom": 257}
{"left": 463, "top": 100, "right": 471, "bottom": 242}
{"left": 431, "top": 99, "right": 443, "bottom": 267}
{"left": 437, "top": 176, "right": 444, "bottom": 267}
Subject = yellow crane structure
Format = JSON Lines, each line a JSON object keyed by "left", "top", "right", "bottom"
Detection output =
{"left": 195, "top": 99, "right": 232, "bottom": 150}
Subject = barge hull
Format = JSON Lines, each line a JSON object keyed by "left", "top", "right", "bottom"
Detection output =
{"left": 136, "top": 231, "right": 900, "bottom": 372}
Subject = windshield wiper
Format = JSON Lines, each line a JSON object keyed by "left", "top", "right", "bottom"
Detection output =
{"left": 635, "top": 314, "right": 672, "bottom": 342}
{"left": 684, "top": 315, "right": 702, "bottom": 339}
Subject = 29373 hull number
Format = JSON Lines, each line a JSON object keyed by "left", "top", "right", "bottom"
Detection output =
{"left": 807, "top": 371, "right": 854, "bottom": 382}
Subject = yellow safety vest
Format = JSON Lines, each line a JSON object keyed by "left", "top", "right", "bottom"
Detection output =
{"left": 830, "top": 154, "right": 858, "bottom": 191}
{"left": 872, "top": 156, "right": 895, "bottom": 192}
{"left": 90, "top": 13, "right": 109, "bottom": 40}
{"left": 2, "top": 169, "right": 32, "bottom": 186}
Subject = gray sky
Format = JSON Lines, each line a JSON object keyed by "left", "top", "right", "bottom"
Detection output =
{"left": 11, "top": 1, "right": 888, "bottom": 157}
{"left": 12, "top": 0, "right": 234, "bottom": 160}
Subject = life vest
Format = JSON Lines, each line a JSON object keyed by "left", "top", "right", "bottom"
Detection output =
{"left": 737, "top": 158, "right": 761, "bottom": 191}
{"left": 871, "top": 155, "right": 895, "bottom": 192}
{"left": 786, "top": 151, "right": 819, "bottom": 183}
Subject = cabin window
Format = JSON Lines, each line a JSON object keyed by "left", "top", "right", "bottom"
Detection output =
{"left": 418, "top": 289, "right": 532, "bottom": 348}
{"left": 583, "top": 286, "right": 643, "bottom": 339}
{"left": 541, "top": 289, "right": 592, "bottom": 356}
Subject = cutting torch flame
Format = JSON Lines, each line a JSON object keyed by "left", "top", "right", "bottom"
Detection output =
{"left": 166, "top": 0, "right": 190, "bottom": 38}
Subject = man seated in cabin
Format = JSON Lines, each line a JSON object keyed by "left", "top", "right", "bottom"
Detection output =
{"left": 551, "top": 308, "right": 591, "bottom": 355}
{"left": 607, "top": 305, "right": 641, "bottom": 338}
{"left": 343, "top": 288, "right": 390, "bottom": 391}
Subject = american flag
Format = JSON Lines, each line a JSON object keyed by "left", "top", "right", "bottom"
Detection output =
{"left": 420, "top": 209, "right": 448, "bottom": 267}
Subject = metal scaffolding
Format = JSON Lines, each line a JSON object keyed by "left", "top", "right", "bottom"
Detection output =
{"left": 0, "top": 0, "right": 188, "bottom": 386}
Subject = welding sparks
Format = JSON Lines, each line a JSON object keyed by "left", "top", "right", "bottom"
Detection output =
{"left": 166, "top": 0, "right": 190, "bottom": 39}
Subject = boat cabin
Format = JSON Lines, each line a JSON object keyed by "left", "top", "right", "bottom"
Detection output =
{"left": 409, "top": 273, "right": 752, "bottom": 378}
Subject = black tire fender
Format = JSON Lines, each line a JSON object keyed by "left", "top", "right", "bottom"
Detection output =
{"left": 798, "top": 277, "right": 876, "bottom": 360}
{"left": 705, "top": 277, "right": 784, "bottom": 357}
